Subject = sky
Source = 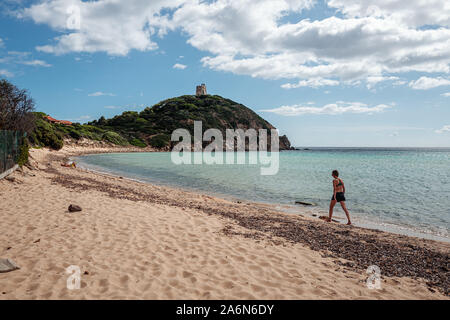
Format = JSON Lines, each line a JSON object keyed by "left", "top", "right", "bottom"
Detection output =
{"left": 1, "top": 0, "right": 450, "bottom": 147}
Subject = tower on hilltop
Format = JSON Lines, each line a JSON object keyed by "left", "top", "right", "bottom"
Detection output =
{"left": 196, "top": 83, "right": 207, "bottom": 96}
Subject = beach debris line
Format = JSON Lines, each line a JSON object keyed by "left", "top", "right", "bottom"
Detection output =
{"left": 68, "top": 204, "right": 82, "bottom": 212}
{"left": 0, "top": 258, "right": 20, "bottom": 273}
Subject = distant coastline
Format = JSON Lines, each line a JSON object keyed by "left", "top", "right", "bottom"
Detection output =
{"left": 293, "top": 147, "right": 450, "bottom": 151}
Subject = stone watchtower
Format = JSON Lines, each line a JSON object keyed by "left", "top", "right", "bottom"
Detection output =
{"left": 196, "top": 83, "right": 207, "bottom": 96}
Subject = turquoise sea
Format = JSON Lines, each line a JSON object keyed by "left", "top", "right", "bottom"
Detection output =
{"left": 77, "top": 148, "right": 450, "bottom": 242}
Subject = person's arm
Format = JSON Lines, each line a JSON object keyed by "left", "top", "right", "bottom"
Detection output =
{"left": 342, "top": 180, "right": 346, "bottom": 194}
{"left": 333, "top": 180, "right": 337, "bottom": 199}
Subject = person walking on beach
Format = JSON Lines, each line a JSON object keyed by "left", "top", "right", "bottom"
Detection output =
{"left": 328, "top": 170, "right": 352, "bottom": 225}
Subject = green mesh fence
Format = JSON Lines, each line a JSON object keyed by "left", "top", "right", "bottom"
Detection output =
{"left": 0, "top": 130, "right": 22, "bottom": 174}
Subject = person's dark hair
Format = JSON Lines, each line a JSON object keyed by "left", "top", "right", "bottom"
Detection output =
{"left": 332, "top": 170, "right": 339, "bottom": 177}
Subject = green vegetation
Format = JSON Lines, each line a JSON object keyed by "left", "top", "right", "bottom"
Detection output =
{"left": 28, "top": 113, "right": 64, "bottom": 150}
{"left": 28, "top": 112, "right": 133, "bottom": 150}
{"left": 28, "top": 95, "right": 291, "bottom": 150}
{"left": 17, "top": 141, "right": 30, "bottom": 166}
{"left": 101, "top": 131, "right": 129, "bottom": 146}
{"left": 129, "top": 137, "right": 147, "bottom": 148}
{"left": 148, "top": 134, "right": 170, "bottom": 149}
{"left": 87, "top": 95, "right": 286, "bottom": 149}
{"left": 0, "top": 79, "right": 35, "bottom": 167}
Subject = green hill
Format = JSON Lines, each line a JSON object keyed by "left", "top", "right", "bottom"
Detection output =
{"left": 30, "top": 95, "right": 292, "bottom": 150}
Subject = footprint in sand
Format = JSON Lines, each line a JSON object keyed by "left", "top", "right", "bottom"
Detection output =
{"left": 222, "top": 281, "right": 235, "bottom": 289}
{"left": 99, "top": 278, "right": 109, "bottom": 288}
{"left": 250, "top": 284, "right": 265, "bottom": 293}
{"left": 120, "top": 275, "right": 130, "bottom": 286}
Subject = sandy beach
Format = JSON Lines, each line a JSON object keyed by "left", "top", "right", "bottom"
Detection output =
{"left": 0, "top": 144, "right": 448, "bottom": 300}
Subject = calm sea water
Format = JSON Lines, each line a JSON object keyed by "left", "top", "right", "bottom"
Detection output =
{"left": 77, "top": 149, "right": 450, "bottom": 242}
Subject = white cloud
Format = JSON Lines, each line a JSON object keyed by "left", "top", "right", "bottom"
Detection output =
{"left": 20, "top": 59, "right": 52, "bottom": 67}
{"left": 435, "top": 125, "right": 450, "bottom": 134}
{"left": 327, "top": 0, "right": 450, "bottom": 28}
{"left": 441, "top": 92, "right": 450, "bottom": 97}
{"left": 281, "top": 78, "right": 339, "bottom": 89}
{"left": 104, "top": 105, "right": 121, "bottom": 109}
{"left": 0, "top": 38, "right": 4, "bottom": 48}
{"left": 198, "top": 16, "right": 450, "bottom": 81}
{"left": 409, "top": 77, "right": 450, "bottom": 90}
{"left": 173, "top": 63, "right": 187, "bottom": 70}
{"left": 88, "top": 91, "right": 116, "bottom": 97}
{"left": 261, "top": 101, "right": 393, "bottom": 116}
{"left": 7, "top": 51, "right": 31, "bottom": 56}
{"left": 0, "top": 50, "right": 51, "bottom": 69}
{"left": 366, "top": 76, "right": 400, "bottom": 89}
{"left": 20, "top": 0, "right": 185, "bottom": 56}
{"left": 0, "top": 69, "right": 14, "bottom": 77}
{"left": 174, "top": 0, "right": 450, "bottom": 85}
{"left": 67, "top": 115, "right": 91, "bottom": 121}
{"left": 393, "top": 80, "right": 407, "bottom": 86}
{"left": 17, "top": 0, "right": 450, "bottom": 89}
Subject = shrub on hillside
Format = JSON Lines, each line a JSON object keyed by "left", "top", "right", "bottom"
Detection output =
{"left": 148, "top": 134, "right": 170, "bottom": 149}
{"left": 17, "top": 140, "right": 30, "bottom": 166}
{"left": 28, "top": 114, "right": 64, "bottom": 150}
{"left": 101, "top": 131, "right": 129, "bottom": 146}
{"left": 129, "top": 138, "right": 147, "bottom": 148}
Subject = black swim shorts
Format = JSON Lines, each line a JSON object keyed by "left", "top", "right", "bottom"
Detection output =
{"left": 332, "top": 192, "right": 346, "bottom": 202}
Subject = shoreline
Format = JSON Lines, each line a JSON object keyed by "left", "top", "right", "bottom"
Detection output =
{"left": 0, "top": 144, "right": 449, "bottom": 299}
{"left": 75, "top": 150, "right": 450, "bottom": 244}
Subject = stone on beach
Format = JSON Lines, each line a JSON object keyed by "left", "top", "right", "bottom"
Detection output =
{"left": 5, "top": 176, "right": 15, "bottom": 183}
{"left": 68, "top": 204, "right": 82, "bottom": 212}
{"left": 295, "top": 201, "right": 316, "bottom": 206}
{"left": 0, "top": 258, "right": 20, "bottom": 273}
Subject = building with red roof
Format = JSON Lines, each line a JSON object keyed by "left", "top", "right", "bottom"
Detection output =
{"left": 45, "top": 116, "right": 73, "bottom": 126}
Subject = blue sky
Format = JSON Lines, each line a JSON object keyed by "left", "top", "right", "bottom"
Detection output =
{"left": 1, "top": 0, "right": 450, "bottom": 147}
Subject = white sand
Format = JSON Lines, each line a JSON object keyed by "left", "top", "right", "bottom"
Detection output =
{"left": 0, "top": 146, "right": 447, "bottom": 300}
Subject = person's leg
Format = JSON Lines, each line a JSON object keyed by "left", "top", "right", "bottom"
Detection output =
{"left": 328, "top": 200, "right": 337, "bottom": 222}
{"left": 340, "top": 201, "right": 351, "bottom": 225}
